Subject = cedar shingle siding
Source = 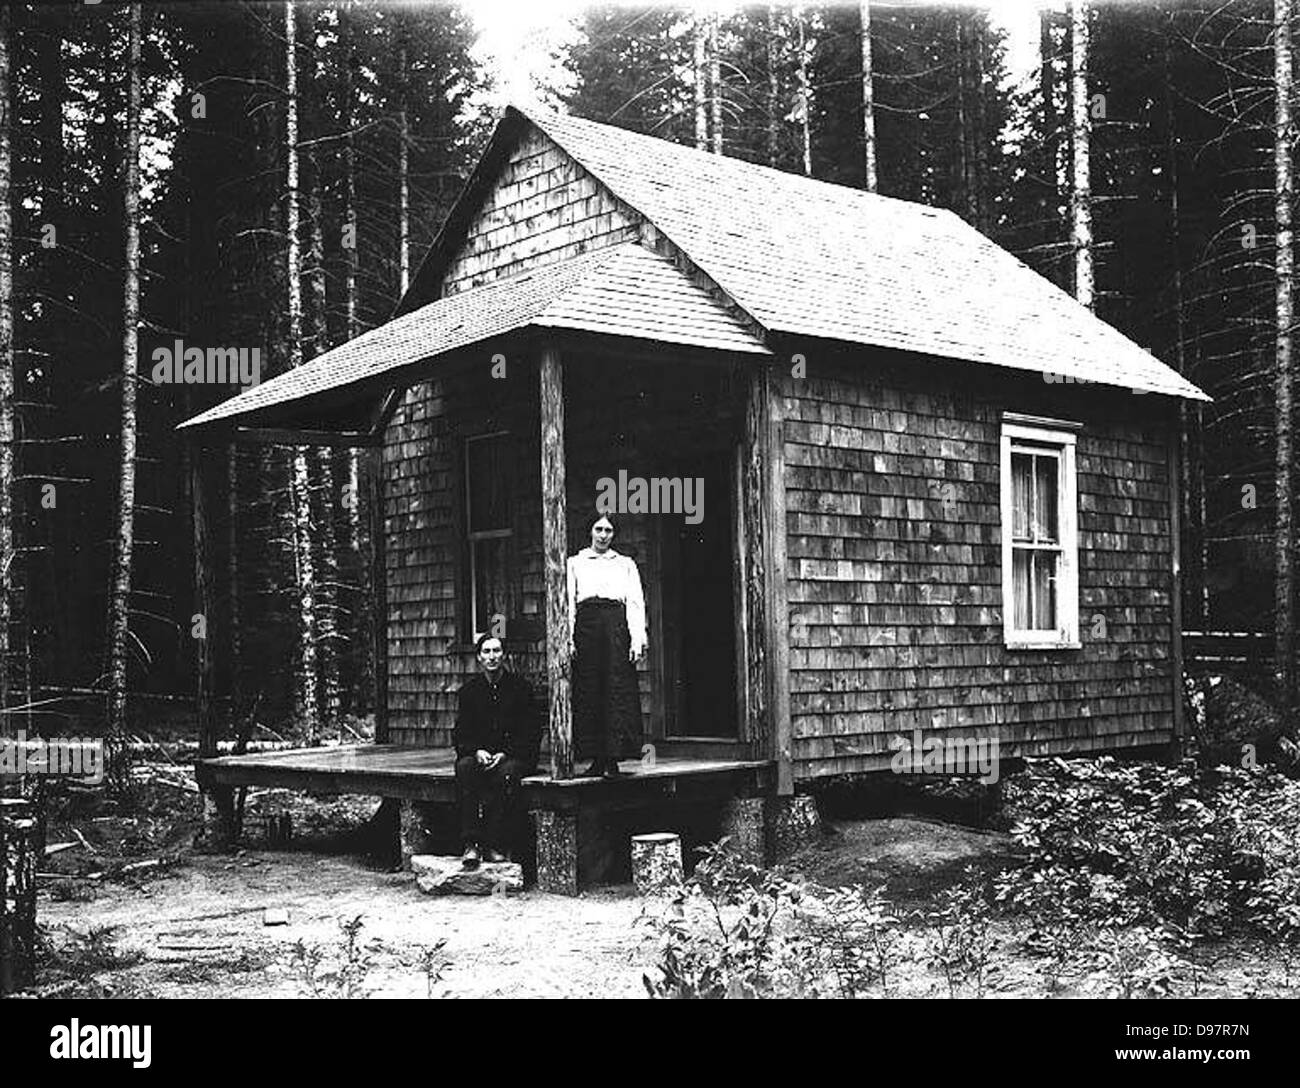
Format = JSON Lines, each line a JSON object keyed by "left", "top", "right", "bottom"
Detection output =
{"left": 784, "top": 366, "right": 1174, "bottom": 777}
{"left": 439, "top": 127, "right": 640, "bottom": 297}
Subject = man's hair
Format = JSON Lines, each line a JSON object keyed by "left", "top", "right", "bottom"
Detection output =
{"left": 475, "top": 632, "right": 503, "bottom": 655}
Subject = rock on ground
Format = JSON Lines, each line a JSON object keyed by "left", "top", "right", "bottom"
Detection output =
{"left": 411, "top": 855, "right": 523, "bottom": 896}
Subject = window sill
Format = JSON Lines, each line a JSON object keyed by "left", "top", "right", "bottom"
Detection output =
{"left": 1004, "top": 638, "right": 1082, "bottom": 651}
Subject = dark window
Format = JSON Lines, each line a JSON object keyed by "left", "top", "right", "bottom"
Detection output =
{"left": 465, "top": 432, "right": 512, "bottom": 640}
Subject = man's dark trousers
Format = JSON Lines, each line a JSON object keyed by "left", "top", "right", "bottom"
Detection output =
{"left": 455, "top": 756, "right": 531, "bottom": 849}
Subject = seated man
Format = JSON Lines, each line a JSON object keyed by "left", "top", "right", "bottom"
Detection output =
{"left": 453, "top": 633, "right": 541, "bottom": 868}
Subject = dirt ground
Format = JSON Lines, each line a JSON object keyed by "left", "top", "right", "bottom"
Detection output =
{"left": 28, "top": 774, "right": 1299, "bottom": 998}
{"left": 41, "top": 850, "right": 652, "bottom": 998}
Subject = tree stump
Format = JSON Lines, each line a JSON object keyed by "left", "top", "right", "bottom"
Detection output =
{"left": 194, "top": 765, "right": 239, "bottom": 852}
{"left": 720, "top": 797, "right": 766, "bottom": 866}
{"left": 0, "top": 798, "right": 37, "bottom": 994}
{"left": 632, "top": 833, "right": 683, "bottom": 896}
{"left": 398, "top": 800, "right": 429, "bottom": 871}
{"left": 532, "top": 810, "right": 577, "bottom": 895}
{"left": 766, "top": 794, "right": 821, "bottom": 860}
{"left": 264, "top": 813, "right": 293, "bottom": 848}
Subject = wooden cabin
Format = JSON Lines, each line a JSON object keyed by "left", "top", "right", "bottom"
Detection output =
{"left": 182, "top": 104, "right": 1209, "bottom": 892}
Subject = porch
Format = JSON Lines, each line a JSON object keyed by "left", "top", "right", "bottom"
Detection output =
{"left": 197, "top": 744, "right": 774, "bottom": 893}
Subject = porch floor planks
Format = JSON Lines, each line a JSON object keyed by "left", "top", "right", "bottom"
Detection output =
{"left": 199, "top": 744, "right": 774, "bottom": 810}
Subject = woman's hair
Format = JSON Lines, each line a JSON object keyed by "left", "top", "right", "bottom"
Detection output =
{"left": 588, "top": 511, "right": 618, "bottom": 537}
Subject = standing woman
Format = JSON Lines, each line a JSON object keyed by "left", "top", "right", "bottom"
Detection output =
{"left": 567, "top": 513, "right": 646, "bottom": 777}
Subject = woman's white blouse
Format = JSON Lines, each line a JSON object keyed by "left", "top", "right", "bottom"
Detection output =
{"left": 566, "top": 547, "right": 647, "bottom": 656}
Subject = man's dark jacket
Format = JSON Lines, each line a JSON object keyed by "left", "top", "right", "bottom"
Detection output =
{"left": 453, "top": 671, "right": 541, "bottom": 769}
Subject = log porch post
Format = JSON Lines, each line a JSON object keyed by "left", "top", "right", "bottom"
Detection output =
{"left": 540, "top": 342, "right": 572, "bottom": 780}
{"left": 741, "top": 364, "right": 793, "bottom": 794}
{"left": 367, "top": 444, "right": 389, "bottom": 743}
{"left": 740, "top": 369, "right": 770, "bottom": 760}
{"left": 767, "top": 369, "right": 793, "bottom": 795}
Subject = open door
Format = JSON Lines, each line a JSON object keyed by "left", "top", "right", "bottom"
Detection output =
{"left": 658, "top": 452, "right": 738, "bottom": 739}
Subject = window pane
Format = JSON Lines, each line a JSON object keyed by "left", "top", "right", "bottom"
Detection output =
{"left": 473, "top": 537, "right": 509, "bottom": 634}
{"left": 1032, "top": 551, "right": 1057, "bottom": 629}
{"left": 1012, "top": 454, "right": 1031, "bottom": 540}
{"left": 1034, "top": 455, "right": 1058, "bottom": 543}
{"left": 1013, "top": 548, "right": 1031, "bottom": 629}
{"left": 467, "top": 436, "right": 510, "bottom": 532}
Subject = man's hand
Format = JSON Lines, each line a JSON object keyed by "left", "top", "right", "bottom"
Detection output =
{"left": 475, "top": 749, "right": 493, "bottom": 767}
{"left": 485, "top": 752, "right": 505, "bottom": 770}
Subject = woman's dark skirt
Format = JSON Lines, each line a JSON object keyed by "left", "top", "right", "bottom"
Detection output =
{"left": 572, "top": 598, "right": 642, "bottom": 762}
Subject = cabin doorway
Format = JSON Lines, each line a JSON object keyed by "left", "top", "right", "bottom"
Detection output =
{"left": 658, "top": 451, "right": 738, "bottom": 739}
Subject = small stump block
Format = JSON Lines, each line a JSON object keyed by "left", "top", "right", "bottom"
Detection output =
{"left": 767, "top": 794, "right": 822, "bottom": 860}
{"left": 532, "top": 810, "right": 578, "bottom": 896}
{"left": 631, "top": 833, "right": 683, "bottom": 896}
{"left": 264, "top": 814, "right": 293, "bottom": 848}
{"left": 721, "top": 797, "right": 766, "bottom": 866}
{"left": 411, "top": 855, "right": 523, "bottom": 896}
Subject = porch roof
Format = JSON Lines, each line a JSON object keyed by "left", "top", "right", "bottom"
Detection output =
{"left": 178, "top": 242, "right": 769, "bottom": 432}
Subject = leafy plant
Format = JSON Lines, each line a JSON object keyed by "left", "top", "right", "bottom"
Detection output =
{"left": 289, "top": 914, "right": 381, "bottom": 999}
{"left": 642, "top": 840, "right": 916, "bottom": 999}
{"left": 642, "top": 840, "right": 798, "bottom": 999}
{"left": 1081, "top": 926, "right": 1189, "bottom": 1000}
{"left": 420, "top": 938, "right": 450, "bottom": 998}
{"left": 994, "top": 757, "right": 1300, "bottom": 945}
{"left": 789, "top": 883, "right": 905, "bottom": 998}
{"left": 923, "top": 878, "right": 1000, "bottom": 998}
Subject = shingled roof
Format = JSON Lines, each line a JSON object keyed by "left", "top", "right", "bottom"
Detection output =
{"left": 180, "top": 103, "right": 1206, "bottom": 433}
{"left": 516, "top": 106, "right": 1206, "bottom": 402}
{"left": 179, "top": 243, "right": 768, "bottom": 430}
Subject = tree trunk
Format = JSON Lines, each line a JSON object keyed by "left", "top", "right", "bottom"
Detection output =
{"left": 226, "top": 445, "right": 241, "bottom": 722}
{"left": 709, "top": 12, "right": 722, "bottom": 156}
{"left": 396, "top": 21, "right": 410, "bottom": 298}
{"left": 0, "top": 7, "right": 13, "bottom": 765}
{"left": 1163, "top": 39, "right": 1207, "bottom": 629}
{"left": 1068, "top": 0, "right": 1094, "bottom": 310}
{"left": 1276, "top": 0, "right": 1296, "bottom": 707}
{"left": 797, "top": 11, "right": 812, "bottom": 176}
{"left": 284, "top": 0, "right": 319, "bottom": 737}
{"left": 695, "top": 18, "right": 708, "bottom": 152}
{"left": 105, "top": 2, "right": 142, "bottom": 800}
{"left": 188, "top": 447, "right": 216, "bottom": 761}
{"left": 955, "top": 13, "right": 972, "bottom": 220}
{"left": 766, "top": 5, "right": 780, "bottom": 167}
{"left": 1041, "top": 9, "right": 1057, "bottom": 203}
{"left": 308, "top": 168, "right": 340, "bottom": 732}
{"left": 860, "top": 0, "right": 877, "bottom": 192}
{"left": 970, "top": 17, "right": 990, "bottom": 234}
{"left": 340, "top": 0, "right": 366, "bottom": 716}
{"left": 342, "top": 2, "right": 361, "bottom": 552}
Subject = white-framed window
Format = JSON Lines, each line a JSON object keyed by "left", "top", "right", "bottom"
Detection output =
{"left": 465, "top": 431, "right": 512, "bottom": 641}
{"left": 1000, "top": 415, "right": 1081, "bottom": 649}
